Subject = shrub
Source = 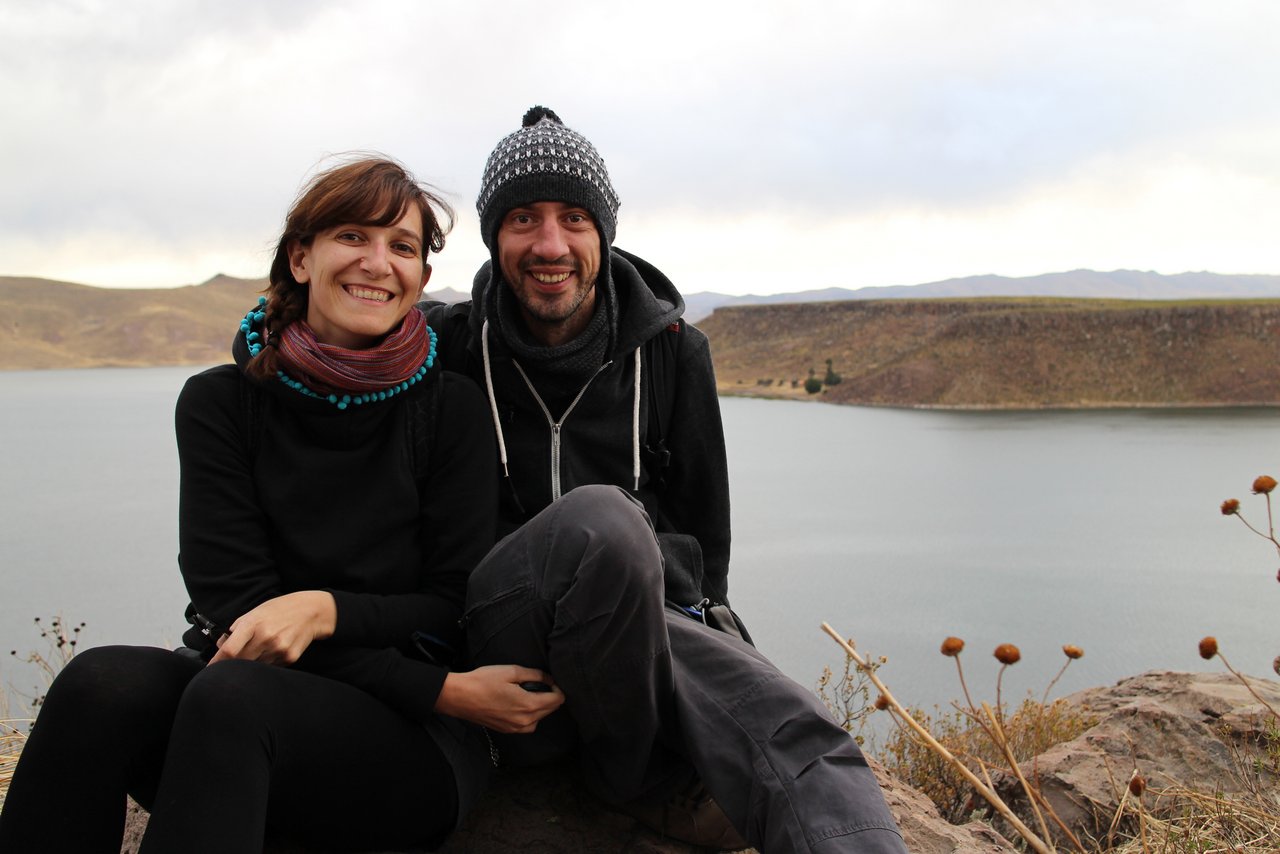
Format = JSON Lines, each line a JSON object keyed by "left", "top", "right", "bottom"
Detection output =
{"left": 823, "top": 358, "right": 842, "bottom": 386}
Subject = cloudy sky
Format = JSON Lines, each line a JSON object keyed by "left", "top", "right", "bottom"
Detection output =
{"left": 3, "top": 0, "right": 1277, "bottom": 297}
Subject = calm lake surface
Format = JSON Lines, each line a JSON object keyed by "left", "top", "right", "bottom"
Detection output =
{"left": 2, "top": 367, "right": 1278, "bottom": 720}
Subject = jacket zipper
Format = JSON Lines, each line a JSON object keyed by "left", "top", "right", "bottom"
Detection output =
{"left": 511, "top": 360, "right": 611, "bottom": 501}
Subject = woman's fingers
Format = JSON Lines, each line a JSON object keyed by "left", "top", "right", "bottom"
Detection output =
{"left": 205, "top": 592, "right": 335, "bottom": 666}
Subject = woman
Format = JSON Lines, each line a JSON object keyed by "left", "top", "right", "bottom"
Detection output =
{"left": 0, "top": 157, "right": 553, "bottom": 853}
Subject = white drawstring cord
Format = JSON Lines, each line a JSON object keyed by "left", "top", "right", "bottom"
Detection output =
{"left": 632, "top": 346, "right": 642, "bottom": 490}
{"left": 480, "top": 320, "right": 509, "bottom": 478}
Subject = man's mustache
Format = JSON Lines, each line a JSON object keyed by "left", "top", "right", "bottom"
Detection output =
{"left": 520, "top": 256, "right": 578, "bottom": 273}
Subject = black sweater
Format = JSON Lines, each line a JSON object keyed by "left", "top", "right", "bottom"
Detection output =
{"left": 175, "top": 353, "right": 497, "bottom": 723}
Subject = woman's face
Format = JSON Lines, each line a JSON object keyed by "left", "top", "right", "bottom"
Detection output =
{"left": 288, "top": 205, "right": 431, "bottom": 349}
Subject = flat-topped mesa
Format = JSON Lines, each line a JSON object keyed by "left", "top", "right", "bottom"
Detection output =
{"left": 702, "top": 298, "right": 1280, "bottom": 408}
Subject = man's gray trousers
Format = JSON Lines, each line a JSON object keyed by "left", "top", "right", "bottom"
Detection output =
{"left": 463, "top": 485, "right": 907, "bottom": 854}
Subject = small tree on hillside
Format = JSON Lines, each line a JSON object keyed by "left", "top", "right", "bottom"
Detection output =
{"left": 824, "top": 358, "right": 843, "bottom": 386}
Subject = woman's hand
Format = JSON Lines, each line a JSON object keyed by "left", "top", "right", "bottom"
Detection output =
{"left": 435, "top": 665, "right": 565, "bottom": 733}
{"left": 208, "top": 590, "right": 337, "bottom": 666}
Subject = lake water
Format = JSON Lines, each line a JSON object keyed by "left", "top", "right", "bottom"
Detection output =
{"left": 2, "top": 367, "right": 1278, "bottom": 723}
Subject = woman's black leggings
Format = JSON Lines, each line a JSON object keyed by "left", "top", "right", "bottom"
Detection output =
{"left": 0, "top": 645, "right": 456, "bottom": 854}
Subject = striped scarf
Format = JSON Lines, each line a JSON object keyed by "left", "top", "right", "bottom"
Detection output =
{"left": 276, "top": 308, "right": 430, "bottom": 396}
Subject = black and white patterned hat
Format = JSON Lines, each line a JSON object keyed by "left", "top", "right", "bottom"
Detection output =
{"left": 476, "top": 106, "right": 620, "bottom": 248}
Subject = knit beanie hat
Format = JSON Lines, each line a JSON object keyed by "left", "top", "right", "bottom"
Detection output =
{"left": 476, "top": 106, "right": 621, "bottom": 249}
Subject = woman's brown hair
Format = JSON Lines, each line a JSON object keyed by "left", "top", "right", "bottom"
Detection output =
{"left": 247, "top": 156, "right": 455, "bottom": 380}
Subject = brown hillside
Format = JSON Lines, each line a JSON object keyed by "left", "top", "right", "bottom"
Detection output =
{"left": 0, "top": 275, "right": 268, "bottom": 369}
{"left": 0, "top": 277, "right": 474, "bottom": 370}
{"left": 700, "top": 298, "right": 1280, "bottom": 408}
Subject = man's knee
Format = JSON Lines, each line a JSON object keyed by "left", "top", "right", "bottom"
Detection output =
{"left": 550, "top": 485, "right": 662, "bottom": 588}
{"left": 465, "top": 485, "right": 664, "bottom": 658}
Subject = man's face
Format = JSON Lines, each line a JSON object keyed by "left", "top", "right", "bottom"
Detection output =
{"left": 497, "top": 201, "right": 601, "bottom": 344}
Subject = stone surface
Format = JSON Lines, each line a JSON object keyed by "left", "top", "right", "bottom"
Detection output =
{"left": 1002, "top": 670, "right": 1280, "bottom": 844}
{"left": 872, "top": 760, "right": 1018, "bottom": 854}
{"left": 441, "top": 758, "right": 1017, "bottom": 854}
{"left": 119, "top": 670, "right": 1279, "bottom": 852}
{"left": 121, "top": 755, "right": 1016, "bottom": 853}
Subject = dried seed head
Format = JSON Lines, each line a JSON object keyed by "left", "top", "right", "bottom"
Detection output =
{"left": 1273, "top": 655, "right": 1280, "bottom": 677}
{"left": 1253, "top": 476, "right": 1278, "bottom": 495}
{"left": 1062, "top": 644, "right": 1084, "bottom": 660}
{"left": 994, "top": 643, "right": 1021, "bottom": 665}
{"left": 1221, "top": 498, "right": 1240, "bottom": 515}
{"left": 1199, "top": 636, "right": 1219, "bottom": 660}
{"left": 1129, "top": 774, "right": 1147, "bottom": 797}
{"left": 874, "top": 694, "right": 890, "bottom": 711}
{"left": 940, "top": 637, "right": 965, "bottom": 657}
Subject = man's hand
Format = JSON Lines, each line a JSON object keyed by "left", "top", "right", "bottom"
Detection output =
{"left": 208, "top": 590, "right": 337, "bottom": 666}
{"left": 435, "top": 665, "right": 565, "bottom": 733}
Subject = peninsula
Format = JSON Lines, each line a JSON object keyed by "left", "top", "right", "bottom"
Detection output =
{"left": 700, "top": 297, "right": 1280, "bottom": 409}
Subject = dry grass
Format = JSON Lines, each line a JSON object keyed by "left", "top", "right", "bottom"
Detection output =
{"left": 0, "top": 719, "right": 28, "bottom": 811}
{"left": 1100, "top": 778, "right": 1280, "bottom": 853}
{"left": 876, "top": 697, "right": 1096, "bottom": 826}
{"left": 820, "top": 623, "right": 1280, "bottom": 853}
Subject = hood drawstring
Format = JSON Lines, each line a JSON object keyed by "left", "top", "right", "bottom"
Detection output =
{"left": 632, "top": 346, "right": 642, "bottom": 490}
{"left": 481, "top": 319, "right": 643, "bottom": 495}
{"left": 480, "top": 320, "right": 509, "bottom": 479}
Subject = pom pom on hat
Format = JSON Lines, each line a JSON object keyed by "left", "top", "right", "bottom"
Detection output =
{"left": 522, "top": 105, "right": 562, "bottom": 127}
{"left": 476, "top": 106, "right": 620, "bottom": 249}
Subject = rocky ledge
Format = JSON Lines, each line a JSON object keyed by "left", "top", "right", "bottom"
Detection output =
{"left": 119, "top": 670, "right": 1278, "bottom": 853}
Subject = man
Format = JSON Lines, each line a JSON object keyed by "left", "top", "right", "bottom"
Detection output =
{"left": 427, "top": 107, "right": 906, "bottom": 853}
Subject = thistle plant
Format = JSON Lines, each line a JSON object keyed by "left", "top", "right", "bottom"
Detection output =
{"left": 821, "top": 622, "right": 1094, "bottom": 854}
{"left": 1213, "top": 474, "right": 1280, "bottom": 722}
{"left": 1219, "top": 475, "right": 1280, "bottom": 570}
{"left": 1196, "top": 635, "right": 1280, "bottom": 723}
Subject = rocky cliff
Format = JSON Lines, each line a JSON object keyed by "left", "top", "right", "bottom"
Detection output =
{"left": 700, "top": 298, "right": 1280, "bottom": 408}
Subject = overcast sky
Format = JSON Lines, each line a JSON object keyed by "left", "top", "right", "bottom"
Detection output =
{"left": 3, "top": 0, "right": 1277, "bottom": 297}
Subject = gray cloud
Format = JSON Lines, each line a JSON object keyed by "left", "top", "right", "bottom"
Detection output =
{"left": 3, "top": 0, "right": 1278, "bottom": 291}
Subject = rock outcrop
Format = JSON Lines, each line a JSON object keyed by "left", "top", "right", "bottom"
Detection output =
{"left": 118, "top": 670, "right": 1277, "bottom": 853}
{"left": 999, "top": 670, "right": 1280, "bottom": 845}
{"left": 439, "top": 759, "right": 1015, "bottom": 854}
{"left": 120, "top": 756, "right": 1015, "bottom": 853}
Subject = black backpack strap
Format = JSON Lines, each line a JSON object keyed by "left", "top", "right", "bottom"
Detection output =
{"left": 405, "top": 368, "right": 442, "bottom": 480}
{"left": 641, "top": 319, "right": 684, "bottom": 487}
{"left": 421, "top": 301, "right": 476, "bottom": 376}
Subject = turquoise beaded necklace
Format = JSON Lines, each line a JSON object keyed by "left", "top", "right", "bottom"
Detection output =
{"left": 239, "top": 297, "right": 436, "bottom": 411}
